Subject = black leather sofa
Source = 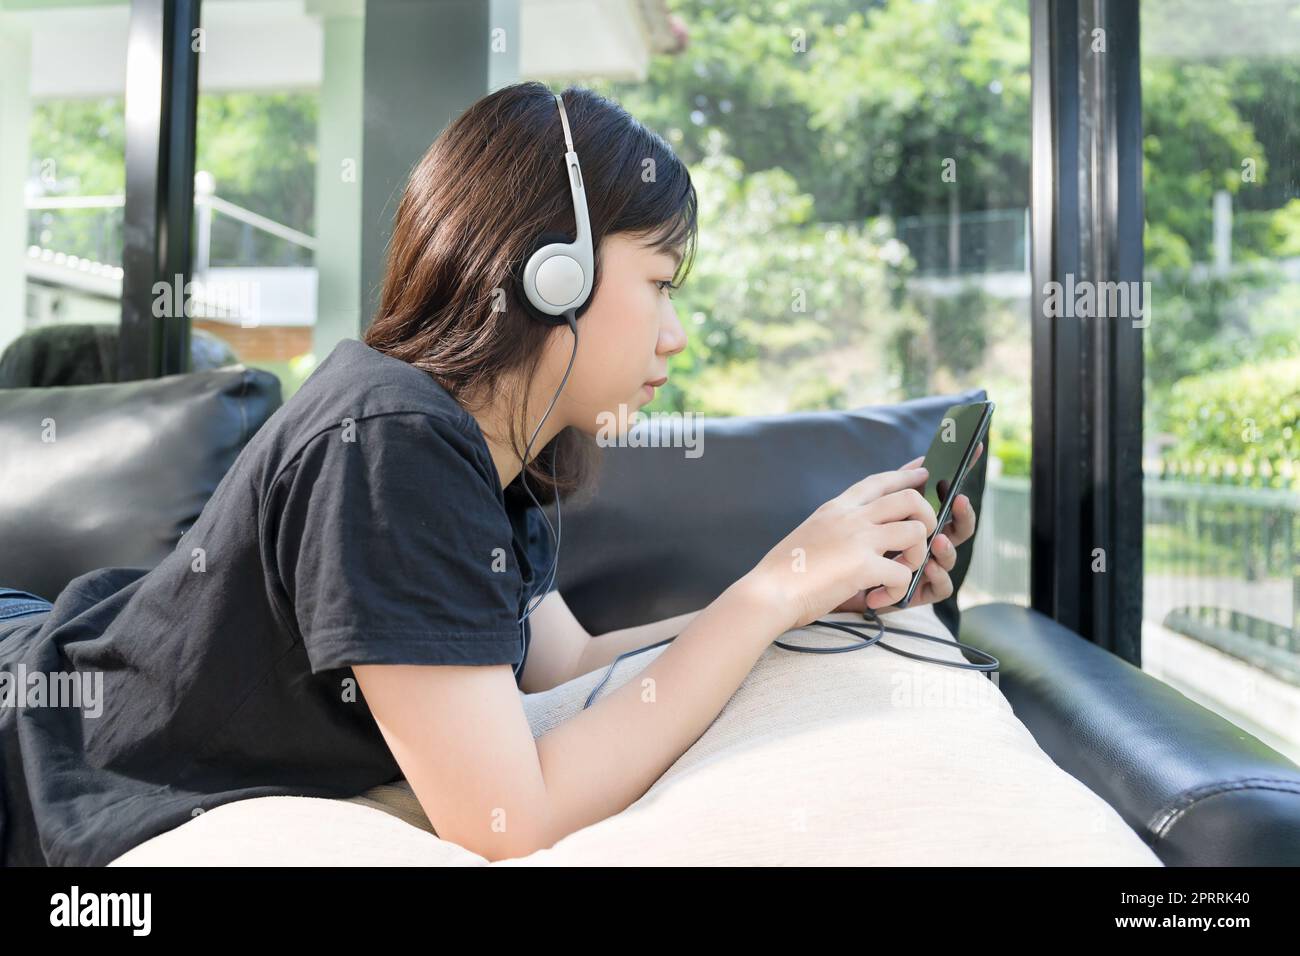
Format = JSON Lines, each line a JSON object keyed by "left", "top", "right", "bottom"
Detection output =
{"left": 2, "top": 364, "right": 1297, "bottom": 866}
{"left": 960, "top": 604, "right": 1300, "bottom": 866}
{"left": 0, "top": 366, "right": 281, "bottom": 602}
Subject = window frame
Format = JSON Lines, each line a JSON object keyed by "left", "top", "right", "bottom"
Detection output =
{"left": 118, "top": 0, "right": 1151, "bottom": 657}
{"left": 119, "top": 0, "right": 201, "bottom": 380}
{"left": 1029, "top": 0, "right": 1146, "bottom": 661}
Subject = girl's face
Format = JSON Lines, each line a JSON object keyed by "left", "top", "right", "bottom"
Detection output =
{"left": 543, "top": 230, "right": 688, "bottom": 436}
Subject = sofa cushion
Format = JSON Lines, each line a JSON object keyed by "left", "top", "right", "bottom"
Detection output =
{"left": 0, "top": 365, "right": 280, "bottom": 600}
{"left": 109, "top": 795, "right": 482, "bottom": 867}
{"left": 109, "top": 603, "right": 1161, "bottom": 866}
{"left": 962, "top": 602, "right": 1300, "bottom": 866}
{"left": 545, "top": 388, "right": 988, "bottom": 639}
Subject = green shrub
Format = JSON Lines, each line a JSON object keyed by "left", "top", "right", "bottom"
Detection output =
{"left": 1162, "top": 354, "right": 1300, "bottom": 488}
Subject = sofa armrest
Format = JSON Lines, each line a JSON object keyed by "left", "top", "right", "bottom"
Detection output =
{"left": 960, "top": 602, "right": 1300, "bottom": 866}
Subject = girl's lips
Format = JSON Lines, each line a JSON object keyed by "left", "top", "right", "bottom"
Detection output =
{"left": 641, "top": 376, "right": 667, "bottom": 402}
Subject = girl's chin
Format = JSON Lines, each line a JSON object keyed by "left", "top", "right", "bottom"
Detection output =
{"left": 574, "top": 400, "right": 651, "bottom": 436}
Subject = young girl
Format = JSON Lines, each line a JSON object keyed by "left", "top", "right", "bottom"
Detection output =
{"left": 0, "top": 82, "right": 976, "bottom": 866}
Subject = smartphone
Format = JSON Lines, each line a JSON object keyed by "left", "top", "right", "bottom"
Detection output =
{"left": 890, "top": 400, "right": 994, "bottom": 609}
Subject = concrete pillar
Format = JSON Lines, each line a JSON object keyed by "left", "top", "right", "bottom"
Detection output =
{"left": 359, "top": 0, "right": 519, "bottom": 334}
{"left": 306, "top": 0, "right": 365, "bottom": 362}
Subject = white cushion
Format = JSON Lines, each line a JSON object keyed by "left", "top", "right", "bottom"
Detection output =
{"left": 111, "top": 604, "right": 1162, "bottom": 866}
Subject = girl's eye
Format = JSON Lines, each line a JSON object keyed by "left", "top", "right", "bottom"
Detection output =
{"left": 656, "top": 279, "right": 679, "bottom": 298}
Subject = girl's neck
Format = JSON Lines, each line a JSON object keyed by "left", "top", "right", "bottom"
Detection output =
{"left": 465, "top": 385, "right": 567, "bottom": 494}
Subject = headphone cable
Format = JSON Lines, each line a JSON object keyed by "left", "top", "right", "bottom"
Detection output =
{"left": 513, "top": 309, "right": 578, "bottom": 676}
{"left": 581, "top": 606, "right": 999, "bottom": 710}
{"left": 506, "top": 309, "right": 1001, "bottom": 700}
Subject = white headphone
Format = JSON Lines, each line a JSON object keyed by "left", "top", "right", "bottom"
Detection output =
{"left": 518, "top": 93, "right": 595, "bottom": 326}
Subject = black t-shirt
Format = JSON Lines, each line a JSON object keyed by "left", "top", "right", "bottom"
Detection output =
{"left": 0, "top": 337, "right": 557, "bottom": 867}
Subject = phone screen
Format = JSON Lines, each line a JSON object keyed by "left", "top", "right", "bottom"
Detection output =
{"left": 893, "top": 400, "right": 993, "bottom": 608}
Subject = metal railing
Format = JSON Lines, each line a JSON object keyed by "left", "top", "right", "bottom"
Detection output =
{"left": 26, "top": 189, "right": 315, "bottom": 272}
{"left": 966, "top": 472, "right": 1300, "bottom": 684}
{"left": 1143, "top": 477, "right": 1300, "bottom": 682}
{"left": 966, "top": 474, "right": 1031, "bottom": 605}
{"left": 893, "top": 207, "right": 1030, "bottom": 276}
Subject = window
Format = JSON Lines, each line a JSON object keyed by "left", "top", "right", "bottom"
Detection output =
{"left": 544, "top": 0, "right": 1034, "bottom": 609}
{"left": 0, "top": 2, "right": 130, "bottom": 383}
{"left": 190, "top": 0, "right": 367, "bottom": 399}
{"left": 1141, "top": 0, "right": 1300, "bottom": 762}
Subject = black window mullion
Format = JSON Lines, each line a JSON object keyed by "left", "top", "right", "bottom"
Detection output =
{"left": 1029, "top": 0, "right": 1145, "bottom": 659}
{"left": 1104, "top": 0, "right": 1146, "bottom": 664}
{"left": 119, "top": 0, "right": 201, "bottom": 381}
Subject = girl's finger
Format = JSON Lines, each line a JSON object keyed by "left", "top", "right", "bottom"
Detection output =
{"left": 953, "top": 494, "right": 977, "bottom": 543}
{"left": 867, "top": 585, "right": 898, "bottom": 609}
{"left": 923, "top": 558, "right": 954, "bottom": 602}
{"left": 931, "top": 533, "right": 957, "bottom": 571}
{"left": 909, "top": 559, "right": 950, "bottom": 609}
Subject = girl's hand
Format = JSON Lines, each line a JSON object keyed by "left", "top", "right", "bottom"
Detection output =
{"left": 748, "top": 464, "right": 938, "bottom": 632}
{"left": 830, "top": 442, "right": 983, "bottom": 615}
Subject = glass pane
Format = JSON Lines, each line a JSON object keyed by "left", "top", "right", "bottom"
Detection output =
{"left": 1141, "top": 0, "right": 1300, "bottom": 762}
{"left": 1, "top": 2, "right": 129, "bottom": 386}
{"left": 539, "top": 0, "right": 1034, "bottom": 609}
{"left": 191, "top": 0, "right": 366, "bottom": 399}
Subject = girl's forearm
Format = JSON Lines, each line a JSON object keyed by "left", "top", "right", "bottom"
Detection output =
{"left": 572, "top": 606, "right": 707, "bottom": 678}
{"left": 533, "top": 572, "right": 790, "bottom": 848}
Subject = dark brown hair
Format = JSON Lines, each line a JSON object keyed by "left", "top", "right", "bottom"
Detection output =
{"left": 363, "top": 81, "right": 698, "bottom": 508}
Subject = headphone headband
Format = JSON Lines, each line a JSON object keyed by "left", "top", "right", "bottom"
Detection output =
{"left": 555, "top": 92, "right": 575, "bottom": 152}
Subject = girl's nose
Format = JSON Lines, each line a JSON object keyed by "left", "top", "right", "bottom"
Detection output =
{"left": 661, "top": 310, "right": 688, "bottom": 357}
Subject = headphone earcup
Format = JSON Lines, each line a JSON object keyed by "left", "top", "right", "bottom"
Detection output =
{"left": 515, "top": 230, "right": 595, "bottom": 326}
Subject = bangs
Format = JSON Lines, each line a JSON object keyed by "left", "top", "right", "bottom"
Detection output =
{"left": 632, "top": 188, "right": 699, "bottom": 286}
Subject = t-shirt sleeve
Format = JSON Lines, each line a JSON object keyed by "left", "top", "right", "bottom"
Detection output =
{"left": 271, "top": 412, "right": 525, "bottom": 675}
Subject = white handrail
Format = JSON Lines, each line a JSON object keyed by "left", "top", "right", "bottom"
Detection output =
{"left": 200, "top": 195, "right": 317, "bottom": 251}
{"left": 25, "top": 192, "right": 317, "bottom": 251}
